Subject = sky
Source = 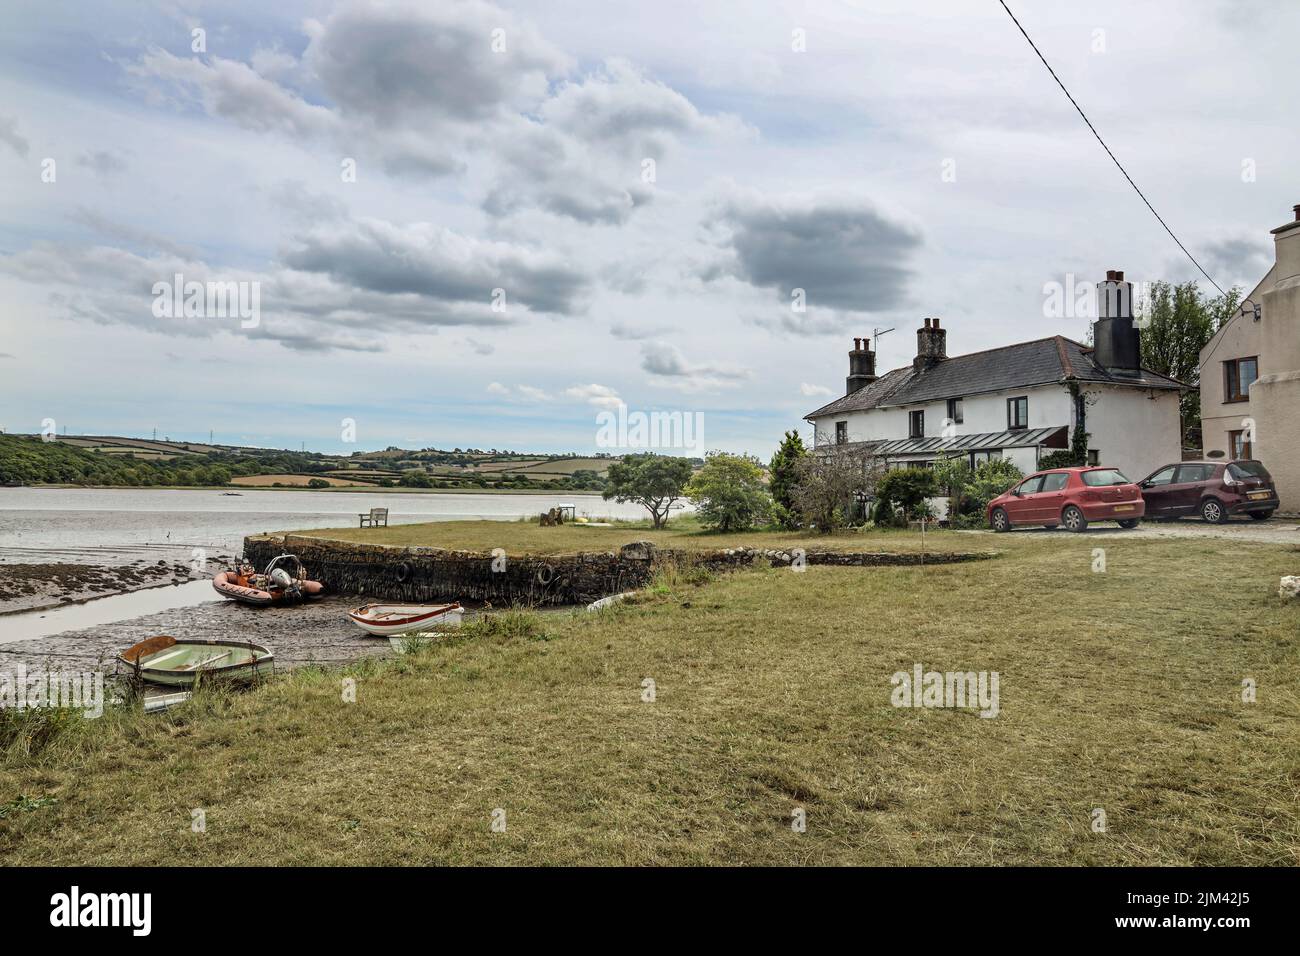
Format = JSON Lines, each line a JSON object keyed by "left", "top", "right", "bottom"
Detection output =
{"left": 0, "top": 0, "right": 1296, "bottom": 458}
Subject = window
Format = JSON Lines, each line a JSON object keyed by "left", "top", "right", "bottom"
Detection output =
{"left": 1081, "top": 468, "right": 1131, "bottom": 486}
{"left": 1228, "top": 461, "right": 1269, "bottom": 480}
{"left": 1176, "top": 464, "right": 1214, "bottom": 483}
{"left": 835, "top": 421, "right": 848, "bottom": 445}
{"left": 1086, "top": 449, "right": 1100, "bottom": 466}
{"left": 1224, "top": 357, "right": 1258, "bottom": 403}
{"left": 1017, "top": 476, "right": 1044, "bottom": 495}
{"left": 1007, "top": 396, "right": 1029, "bottom": 430}
{"left": 1146, "top": 466, "right": 1177, "bottom": 486}
{"left": 909, "top": 409, "right": 925, "bottom": 438}
{"left": 1040, "top": 472, "right": 1068, "bottom": 492}
{"left": 947, "top": 397, "right": 964, "bottom": 424}
{"left": 1228, "top": 429, "right": 1252, "bottom": 459}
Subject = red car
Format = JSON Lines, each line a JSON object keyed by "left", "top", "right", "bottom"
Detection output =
{"left": 987, "top": 466, "right": 1145, "bottom": 533}
{"left": 1137, "top": 459, "right": 1279, "bottom": 523}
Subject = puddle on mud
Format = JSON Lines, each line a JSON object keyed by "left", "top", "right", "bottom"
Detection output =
{"left": 0, "top": 580, "right": 218, "bottom": 644}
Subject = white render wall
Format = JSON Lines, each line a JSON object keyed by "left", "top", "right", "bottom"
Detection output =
{"left": 1079, "top": 385, "right": 1182, "bottom": 481}
{"left": 810, "top": 380, "right": 1182, "bottom": 481}
{"left": 811, "top": 383, "right": 1072, "bottom": 446}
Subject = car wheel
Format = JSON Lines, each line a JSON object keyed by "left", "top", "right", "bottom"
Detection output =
{"left": 1201, "top": 498, "right": 1227, "bottom": 524}
{"left": 990, "top": 508, "right": 1010, "bottom": 532}
{"left": 1062, "top": 505, "right": 1088, "bottom": 533}
{"left": 1248, "top": 510, "right": 1273, "bottom": 521}
{"left": 1117, "top": 518, "right": 1140, "bottom": 529}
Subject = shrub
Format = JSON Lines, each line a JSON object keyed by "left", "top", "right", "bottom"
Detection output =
{"left": 875, "top": 467, "right": 938, "bottom": 520}
{"left": 1037, "top": 450, "right": 1082, "bottom": 470}
{"left": 685, "top": 451, "right": 772, "bottom": 532}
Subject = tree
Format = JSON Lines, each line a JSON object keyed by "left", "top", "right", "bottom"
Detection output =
{"left": 306, "top": 477, "right": 330, "bottom": 489}
{"left": 768, "top": 430, "right": 808, "bottom": 528}
{"left": 602, "top": 453, "right": 694, "bottom": 528}
{"left": 1139, "top": 280, "right": 1242, "bottom": 447}
{"left": 789, "top": 447, "right": 885, "bottom": 532}
{"left": 874, "top": 467, "right": 938, "bottom": 522}
{"left": 927, "top": 456, "right": 1023, "bottom": 526}
{"left": 685, "top": 452, "right": 772, "bottom": 532}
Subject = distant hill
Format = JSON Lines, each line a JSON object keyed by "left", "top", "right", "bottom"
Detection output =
{"left": 0, "top": 434, "right": 619, "bottom": 491}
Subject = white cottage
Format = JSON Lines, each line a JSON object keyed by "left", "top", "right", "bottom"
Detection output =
{"left": 804, "top": 272, "right": 1186, "bottom": 481}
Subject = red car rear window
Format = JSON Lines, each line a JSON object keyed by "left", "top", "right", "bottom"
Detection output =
{"left": 1080, "top": 468, "right": 1130, "bottom": 486}
{"left": 1228, "top": 461, "right": 1270, "bottom": 480}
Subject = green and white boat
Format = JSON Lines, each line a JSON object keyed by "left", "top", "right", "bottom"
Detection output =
{"left": 118, "top": 636, "right": 275, "bottom": 687}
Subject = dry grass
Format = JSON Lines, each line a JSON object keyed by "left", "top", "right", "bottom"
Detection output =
{"left": 1, "top": 535, "right": 1297, "bottom": 865}
{"left": 292, "top": 515, "right": 966, "bottom": 555}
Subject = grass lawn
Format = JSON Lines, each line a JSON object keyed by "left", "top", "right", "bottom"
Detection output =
{"left": 2, "top": 532, "right": 1297, "bottom": 865}
{"left": 289, "top": 515, "right": 969, "bottom": 555}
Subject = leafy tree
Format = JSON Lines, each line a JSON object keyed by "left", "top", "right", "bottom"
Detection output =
{"left": 602, "top": 453, "right": 694, "bottom": 528}
{"left": 1139, "top": 280, "right": 1242, "bottom": 447}
{"left": 306, "top": 478, "right": 330, "bottom": 489}
{"left": 767, "top": 430, "right": 807, "bottom": 528}
{"left": 874, "top": 467, "right": 938, "bottom": 522}
{"left": 789, "top": 447, "right": 884, "bottom": 532}
{"left": 926, "top": 456, "right": 1024, "bottom": 526}
{"left": 685, "top": 452, "right": 772, "bottom": 532}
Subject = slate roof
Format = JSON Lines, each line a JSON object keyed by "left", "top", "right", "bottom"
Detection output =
{"left": 805, "top": 335, "right": 1185, "bottom": 420}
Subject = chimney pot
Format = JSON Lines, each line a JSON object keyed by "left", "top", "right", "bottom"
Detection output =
{"left": 924, "top": 317, "right": 931, "bottom": 329}
{"left": 933, "top": 317, "right": 941, "bottom": 329}
{"left": 1293, "top": 203, "right": 1300, "bottom": 222}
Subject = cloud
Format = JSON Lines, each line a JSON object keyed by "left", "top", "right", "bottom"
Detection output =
{"left": 486, "top": 382, "right": 510, "bottom": 396}
{"left": 639, "top": 341, "right": 750, "bottom": 391}
{"left": 705, "top": 190, "right": 922, "bottom": 312}
{"left": 0, "top": 115, "right": 29, "bottom": 158}
{"left": 564, "top": 383, "right": 623, "bottom": 409}
{"left": 77, "top": 150, "right": 127, "bottom": 176}
{"left": 126, "top": 48, "right": 338, "bottom": 139}
{"left": 800, "top": 382, "right": 833, "bottom": 397}
{"left": 304, "top": 0, "right": 569, "bottom": 125}
{"left": 122, "top": 3, "right": 737, "bottom": 223}
{"left": 516, "top": 385, "right": 551, "bottom": 401}
{"left": 464, "top": 337, "right": 495, "bottom": 355}
{"left": 70, "top": 207, "right": 200, "bottom": 259}
{"left": 281, "top": 217, "right": 590, "bottom": 315}
{"left": 610, "top": 321, "right": 676, "bottom": 340}
{"left": 1201, "top": 236, "right": 1270, "bottom": 286}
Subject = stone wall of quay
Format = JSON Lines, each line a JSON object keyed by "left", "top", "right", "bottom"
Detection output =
{"left": 243, "top": 534, "right": 994, "bottom": 606}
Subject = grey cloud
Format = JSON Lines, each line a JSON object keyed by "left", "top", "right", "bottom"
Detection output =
{"left": 268, "top": 181, "right": 348, "bottom": 224}
{"left": 304, "top": 0, "right": 568, "bottom": 125}
{"left": 709, "top": 193, "right": 922, "bottom": 311}
{"left": 127, "top": 49, "right": 338, "bottom": 139}
{"left": 282, "top": 218, "right": 590, "bottom": 315}
{"left": 70, "top": 207, "right": 200, "bottom": 260}
{"left": 1201, "top": 237, "right": 1270, "bottom": 285}
{"left": 77, "top": 150, "right": 127, "bottom": 176}
{"left": 610, "top": 321, "right": 676, "bottom": 340}
{"left": 640, "top": 342, "right": 750, "bottom": 389}
{"left": 0, "top": 115, "right": 29, "bottom": 158}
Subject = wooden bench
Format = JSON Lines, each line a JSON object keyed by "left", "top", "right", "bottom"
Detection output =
{"left": 359, "top": 507, "right": 389, "bottom": 528}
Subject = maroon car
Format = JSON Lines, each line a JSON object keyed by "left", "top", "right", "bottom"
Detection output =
{"left": 987, "top": 466, "right": 1145, "bottom": 533}
{"left": 1137, "top": 459, "right": 1279, "bottom": 523}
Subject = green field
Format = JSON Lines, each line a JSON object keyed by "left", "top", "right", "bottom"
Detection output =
{"left": 2, "top": 529, "right": 1296, "bottom": 865}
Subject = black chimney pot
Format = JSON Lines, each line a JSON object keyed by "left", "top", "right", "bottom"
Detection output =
{"left": 846, "top": 336, "right": 877, "bottom": 395}
{"left": 1092, "top": 270, "right": 1141, "bottom": 376}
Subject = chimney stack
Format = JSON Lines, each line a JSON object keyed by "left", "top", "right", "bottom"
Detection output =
{"left": 1092, "top": 269, "right": 1141, "bottom": 376}
{"left": 846, "top": 336, "right": 878, "bottom": 395}
{"left": 914, "top": 317, "right": 947, "bottom": 370}
{"left": 1270, "top": 201, "right": 1300, "bottom": 281}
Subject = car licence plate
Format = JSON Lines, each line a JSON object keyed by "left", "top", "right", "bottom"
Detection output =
{"left": 1113, "top": 504, "right": 1135, "bottom": 512}
{"left": 1249, "top": 492, "right": 1271, "bottom": 500}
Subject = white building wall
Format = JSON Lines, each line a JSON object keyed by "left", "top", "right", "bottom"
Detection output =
{"left": 811, "top": 384, "right": 1071, "bottom": 446}
{"left": 1079, "top": 385, "right": 1182, "bottom": 481}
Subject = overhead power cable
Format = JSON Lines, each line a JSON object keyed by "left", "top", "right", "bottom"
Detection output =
{"left": 996, "top": 0, "right": 1227, "bottom": 296}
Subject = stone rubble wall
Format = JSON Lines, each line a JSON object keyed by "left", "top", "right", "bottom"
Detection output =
{"left": 243, "top": 534, "right": 993, "bottom": 607}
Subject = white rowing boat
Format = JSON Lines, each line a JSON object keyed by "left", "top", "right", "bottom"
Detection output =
{"left": 346, "top": 602, "right": 464, "bottom": 637}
